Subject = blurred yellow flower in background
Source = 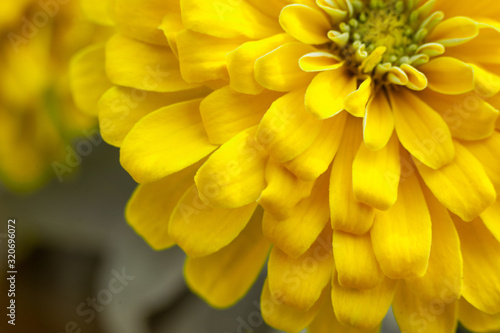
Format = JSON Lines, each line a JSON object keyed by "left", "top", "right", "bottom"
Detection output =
{"left": 0, "top": 0, "right": 113, "bottom": 191}
{"left": 76, "top": 0, "right": 500, "bottom": 332}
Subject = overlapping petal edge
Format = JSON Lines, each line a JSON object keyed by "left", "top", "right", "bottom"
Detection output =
{"left": 75, "top": 0, "right": 500, "bottom": 332}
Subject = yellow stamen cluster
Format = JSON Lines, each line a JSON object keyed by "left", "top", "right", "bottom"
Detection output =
{"left": 328, "top": 0, "right": 442, "bottom": 84}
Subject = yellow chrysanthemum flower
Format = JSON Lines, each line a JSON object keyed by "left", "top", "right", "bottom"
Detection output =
{"left": 86, "top": 0, "right": 500, "bottom": 332}
{"left": 0, "top": 0, "right": 113, "bottom": 191}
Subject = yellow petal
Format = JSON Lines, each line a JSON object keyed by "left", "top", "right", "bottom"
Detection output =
{"left": 333, "top": 231, "right": 384, "bottom": 290}
{"left": 330, "top": 117, "right": 375, "bottom": 234}
{"left": 352, "top": 133, "right": 400, "bottom": 211}
{"left": 177, "top": 29, "right": 247, "bottom": 83}
{"left": 371, "top": 170, "right": 432, "bottom": 279}
{"left": 459, "top": 298, "right": 500, "bottom": 332}
{"left": 125, "top": 165, "right": 198, "bottom": 250}
{"left": 259, "top": 159, "right": 315, "bottom": 219}
{"left": 257, "top": 88, "right": 323, "bottom": 163}
{"left": 70, "top": 44, "right": 112, "bottom": 116}
{"left": 426, "top": 16, "right": 479, "bottom": 47}
{"left": 415, "top": 141, "right": 496, "bottom": 222}
{"left": 81, "top": 0, "right": 114, "bottom": 25}
{"left": 180, "top": 0, "right": 280, "bottom": 39}
{"left": 343, "top": 77, "right": 372, "bottom": 118}
{"left": 262, "top": 172, "right": 330, "bottom": 258}
{"left": 268, "top": 227, "right": 333, "bottom": 311}
{"left": 98, "top": 86, "right": 210, "bottom": 147}
{"left": 309, "top": 294, "right": 380, "bottom": 333}
{"left": 472, "top": 64, "right": 500, "bottom": 98}
{"left": 454, "top": 215, "right": 500, "bottom": 314}
{"left": 158, "top": 4, "right": 185, "bottom": 56}
{"left": 279, "top": 4, "right": 331, "bottom": 45}
{"left": 305, "top": 68, "right": 357, "bottom": 119}
{"left": 418, "top": 57, "right": 474, "bottom": 95}
{"left": 393, "top": 283, "right": 458, "bottom": 333}
{"left": 105, "top": 34, "right": 198, "bottom": 92}
{"left": 195, "top": 126, "right": 268, "bottom": 208}
{"left": 200, "top": 87, "right": 282, "bottom": 145}
{"left": 261, "top": 279, "right": 326, "bottom": 333}
{"left": 389, "top": 88, "right": 455, "bottom": 169}
{"left": 363, "top": 89, "right": 394, "bottom": 151}
{"left": 412, "top": 184, "right": 464, "bottom": 302}
{"left": 299, "top": 52, "right": 344, "bottom": 72}
{"left": 443, "top": 24, "right": 500, "bottom": 68}
{"left": 481, "top": 200, "right": 500, "bottom": 242}
{"left": 284, "top": 111, "right": 347, "bottom": 182}
{"left": 113, "top": 0, "right": 169, "bottom": 45}
{"left": 185, "top": 208, "right": 270, "bottom": 308}
{"left": 169, "top": 185, "right": 258, "bottom": 257}
{"left": 417, "top": 89, "right": 499, "bottom": 141}
{"left": 331, "top": 272, "right": 397, "bottom": 330}
{"left": 227, "top": 33, "right": 295, "bottom": 94}
{"left": 120, "top": 99, "right": 217, "bottom": 183}
{"left": 400, "top": 64, "right": 428, "bottom": 91}
{"left": 255, "top": 42, "right": 316, "bottom": 92}
{"left": 463, "top": 132, "right": 500, "bottom": 194}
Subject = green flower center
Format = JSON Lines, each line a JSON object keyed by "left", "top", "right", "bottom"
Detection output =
{"left": 329, "top": 0, "right": 441, "bottom": 82}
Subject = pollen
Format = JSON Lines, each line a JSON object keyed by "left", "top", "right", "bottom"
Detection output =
{"left": 328, "top": 0, "right": 442, "bottom": 84}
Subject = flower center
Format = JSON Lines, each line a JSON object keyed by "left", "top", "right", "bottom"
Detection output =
{"left": 327, "top": 0, "right": 441, "bottom": 84}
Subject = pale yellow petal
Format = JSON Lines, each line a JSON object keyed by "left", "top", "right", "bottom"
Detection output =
{"left": 459, "top": 298, "right": 500, "bottom": 332}
{"left": 125, "top": 165, "right": 198, "bottom": 250}
{"left": 363, "top": 89, "right": 394, "bottom": 151}
{"left": 227, "top": 34, "right": 295, "bottom": 94}
{"left": 330, "top": 117, "right": 375, "bottom": 234}
{"left": 333, "top": 231, "right": 384, "bottom": 290}
{"left": 261, "top": 279, "right": 326, "bottom": 333}
{"left": 98, "top": 86, "right": 210, "bottom": 147}
{"left": 262, "top": 172, "right": 330, "bottom": 258}
{"left": 255, "top": 42, "right": 317, "bottom": 92}
{"left": 120, "top": 99, "right": 217, "bottom": 183}
{"left": 200, "top": 87, "right": 282, "bottom": 145}
{"left": 426, "top": 16, "right": 479, "bottom": 47}
{"left": 417, "top": 89, "right": 499, "bottom": 141}
{"left": 185, "top": 208, "right": 270, "bottom": 308}
{"left": 463, "top": 132, "right": 500, "bottom": 194}
{"left": 70, "top": 44, "right": 112, "bottom": 116}
{"left": 305, "top": 68, "right": 357, "bottom": 119}
{"left": 180, "top": 0, "right": 281, "bottom": 39}
{"left": 259, "top": 159, "right": 315, "bottom": 219}
{"left": 105, "top": 34, "right": 198, "bottom": 92}
{"left": 371, "top": 170, "right": 432, "bottom": 279}
{"left": 389, "top": 88, "right": 455, "bottom": 169}
{"left": 481, "top": 200, "right": 500, "bottom": 242}
{"left": 419, "top": 57, "right": 474, "bottom": 95}
{"left": 279, "top": 4, "right": 331, "bottom": 45}
{"left": 257, "top": 88, "right": 323, "bottom": 163}
{"left": 393, "top": 283, "right": 458, "bottom": 333}
{"left": 268, "top": 227, "right": 333, "bottom": 311}
{"left": 344, "top": 77, "right": 372, "bottom": 117}
{"left": 415, "top": 142, "right": 496, "bottom": 222}
{"left": 454, "top": 215, "right": 500, "bottom": 314}
{"left": 332, "top": 272, "right": 397, "bottom": 330}
{"left": 195, "top": 126, "right": 268, "bottom": 208}
{"left": 169, "top": 185, "right": 258, "bottom": 257}
{"left": 284, "top": 111, "right": 347, "bottom": 182}
{"left": 177, "top": 29, "right": 247, "bottom": 83}
{"left": 352, "top": 133, "right": 400, "bottom": 211}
